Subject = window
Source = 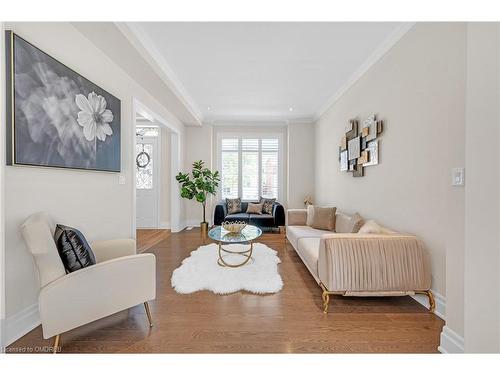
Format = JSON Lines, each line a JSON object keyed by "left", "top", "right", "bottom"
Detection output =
{"left": 219, "top": 135, "right": 281, "bottom": 201}
{"left": 136, "top": 143, "right": 154, "bottom": 190}
{"left": 136, "top": 126, "right": 158, "bottom": 190}
{"left": 261, "top": 139, "right": 279, "bottom": 199}
{"left": 221, "top": 139, "right": 239, "bottom": 198}
{"left": 136, "top": 126, "right": 159, "bottom": 137}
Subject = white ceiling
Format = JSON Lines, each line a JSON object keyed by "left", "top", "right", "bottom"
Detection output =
{"left": 73, "top": 22, "right": 201, "bottom": 126}
{"left": 130, "top": 22, "right": 407, "bottom": 123}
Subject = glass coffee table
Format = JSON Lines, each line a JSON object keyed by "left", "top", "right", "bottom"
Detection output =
{"left": 208, "top": 225, "right": 262, "bottom": 268}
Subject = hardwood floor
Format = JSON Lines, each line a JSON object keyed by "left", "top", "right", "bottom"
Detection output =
{"left": 8, "top": 228, "right": 444, "bottom": 353}
{"left": 136, "top": 229, "right": 171, "bottom": 253}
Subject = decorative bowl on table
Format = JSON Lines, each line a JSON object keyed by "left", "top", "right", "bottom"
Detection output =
{"left": 221, "top": 221, "right": 247, "bottom": 233}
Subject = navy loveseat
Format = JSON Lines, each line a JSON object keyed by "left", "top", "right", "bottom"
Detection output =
{"left": 213, "top": 201, "right": 285, "bottom": 230}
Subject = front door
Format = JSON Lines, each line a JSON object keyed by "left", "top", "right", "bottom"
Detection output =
{"left": 136, "top": 136, "right": 159, "bottom": 228}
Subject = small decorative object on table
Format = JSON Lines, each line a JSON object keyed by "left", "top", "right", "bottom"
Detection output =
{"left": 222, "top": 221, "right": 247, "bottom": 233}
{"left": 304, "top": 196, "right": 313, "bottom": 206}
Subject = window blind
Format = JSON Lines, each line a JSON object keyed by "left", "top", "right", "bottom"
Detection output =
{"left": 221, "top": 138, "right": 239, "bottom": 199}
{"left": 220, "top": 136, "right": 280, "bottom": 201}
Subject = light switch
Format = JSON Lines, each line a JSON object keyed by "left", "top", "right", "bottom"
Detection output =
{"left": 451, "top": 167, "right": 465, "bottom": 186}
{"left": 118, "top": 175, "right": 126, "bottom": 185}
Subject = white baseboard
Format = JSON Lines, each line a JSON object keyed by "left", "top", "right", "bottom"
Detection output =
{"left": 184, "top": 219, "right": 212, "bottom": 228}
{"left": 184, "top": 219, "right": 201, "bottom": 227}
{"left": 438, "top": 326, "right": 464, "bottom": 353}
{"left": 410, "top": 289, "right": 446, "bottom": 320}
{"left": 5, "top": 303, "right": 40, "bottom": 346}
{"left": 159, "top": 221, "right": 170, "bottom": 229}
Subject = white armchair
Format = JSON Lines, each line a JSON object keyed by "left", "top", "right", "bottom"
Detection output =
{"left": 20, "top": 212, "right": 156, "bottom": 352}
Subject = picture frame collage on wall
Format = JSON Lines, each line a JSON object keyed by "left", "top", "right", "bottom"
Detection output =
{"left": 338, "top": 114, "right": 383, "bottom": 177}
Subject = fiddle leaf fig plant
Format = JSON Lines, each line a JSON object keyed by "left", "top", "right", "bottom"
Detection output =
{"left": 175, "top": 160, "right": 220, "bottom": 224}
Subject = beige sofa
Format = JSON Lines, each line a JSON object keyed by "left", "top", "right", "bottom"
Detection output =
{"left": 286, "top": 208, "right": 433, "bottom": 313}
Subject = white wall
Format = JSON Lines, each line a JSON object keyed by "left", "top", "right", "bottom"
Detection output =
{"left": 160, "top": 127, "right": 171, "bottom": 227}
{"left": 314, "top": 23, "right": 467, "bottom": 332}
{"left": 1, "top": 22, "right": 185, "bottom": 342}
{"left": 183, "top": 123, "right": 292, "bottom": 225}
{"left": 287, "top": 122, "right": 315, "bottom": 208}
{"left": 464, "top": 23, "right": 500, "bottom": 353}
{"left": 183, "top": 124, "right": 214, "bottom": 226}
{"left": 0, "top": 21, "right": 6, "bottom": 347}
{"left": 444, "top": 27, "right": 467, "bottom": 340}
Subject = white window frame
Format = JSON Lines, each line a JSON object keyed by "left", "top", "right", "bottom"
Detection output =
{"left": 217, "top": 132, "right": 284, "bottom": 202}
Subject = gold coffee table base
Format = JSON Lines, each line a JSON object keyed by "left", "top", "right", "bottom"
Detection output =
{"left": 217, "top": 241, "right": 253, "bottom": 268}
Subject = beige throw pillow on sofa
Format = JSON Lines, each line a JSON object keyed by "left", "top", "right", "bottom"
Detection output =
{"left": 307, "top": 206, "right": 336, "bottom": 231}
{"left": 246, "top": 202, "right": 263, "bottom": 214}
{"left": 226, "top": 198, "right": 242, "bottom": 214}
{"left": 348, "top": 212, "right": 365, "bottom": 233}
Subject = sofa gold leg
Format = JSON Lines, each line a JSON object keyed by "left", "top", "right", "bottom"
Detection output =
{"left": 53, "top": 334, "right": 60, "bottom": 354}
{"left": 322, "top": 290, "right": 330, "bottom": 314}
{"left": 416, "top": 291, "right": 435, "bottom": 313}
{"left": 426, "top": 291, "right": 436, "bottom": 313}
{"left": 319, "top": 283, "right": 331, "bottom": 314}
{"left": 144, "top": 302, "right": 153, "bottom": 327}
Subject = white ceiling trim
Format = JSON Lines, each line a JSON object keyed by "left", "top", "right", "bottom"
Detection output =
{"left": 117, "top": 22, "right": 204, "bottom": 125}
{"left": 118, "top": 22, "right": 414, "bottom": 125}
{"left": 314, "top": 22, "right": 415, "bottom": 121}
{"left": 207, "top": 120, "right": 288, "bottom": 127}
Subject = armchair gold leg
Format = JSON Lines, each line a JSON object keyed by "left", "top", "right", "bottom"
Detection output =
{"left": 53, "top": 334, "right": 60, "bottom": 354}
{"left": 144, "top": 302, "right": 153, "bottom": 327}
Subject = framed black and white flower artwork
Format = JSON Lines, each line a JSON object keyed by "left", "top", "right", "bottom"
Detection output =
{"left": 5, "top": 31, "right": 121, "bottom": 172}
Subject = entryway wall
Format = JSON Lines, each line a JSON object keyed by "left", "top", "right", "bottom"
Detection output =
{"left": 136, "top": 131, "right": 160, "bottom": 228}
{"left": 159, "top": 127, "right": 171, "bottom": 228}
{"left": 132, "top": 99, "right": 183, "bottom": 235}
{"left": 0, "top": 22, "right": 186, "bottom": 348}
{"left": 135, "top": 123, "right": 171, "bottom": 229}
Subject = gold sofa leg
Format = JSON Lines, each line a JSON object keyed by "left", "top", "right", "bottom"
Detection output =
{"left": 320, "top": 283, "right": 331, "bottom": 314}
{"left": 144, "top": 302, "right": 153, "bottom": 327}
{"left": 322, "top": 290, "right": 330, "bottom": 314}
{"left": 416, "top": 290, "right": 435, "bottom": 313}
{"left": 53, "top": 334, "right": 60, "bottom": 354}
{"left": 426, "top": 290, "right": 436, "bottom": 313}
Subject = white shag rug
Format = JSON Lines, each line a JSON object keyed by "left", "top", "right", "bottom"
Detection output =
{"left": 171, "top": 242, "right": 283, "bottom": 295}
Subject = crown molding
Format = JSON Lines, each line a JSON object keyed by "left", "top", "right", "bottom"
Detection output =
{"left": 286, "top": 118, "right": 315, "bottom": 126}
{"left": 115, "top": 22, "right": 203, "bottom": 125}
{"left": 117, "top": 22, "right": 414, "bottom": 126}
{"left": 314, "top": 22, "right": 416, "bottom": 121}
{"left": 208, "top": 120, "right": 289, "bottom": 127}
{"left": 198, "top": 116, "right": 315, "bottom": 126}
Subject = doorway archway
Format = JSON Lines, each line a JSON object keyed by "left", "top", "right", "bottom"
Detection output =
{"left": 132, "top": 98, "right": 182, "bottom": 236}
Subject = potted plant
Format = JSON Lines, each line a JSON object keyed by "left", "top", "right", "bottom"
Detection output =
{"left": 175, "top": 160, "right": 220, "bottom": 235}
